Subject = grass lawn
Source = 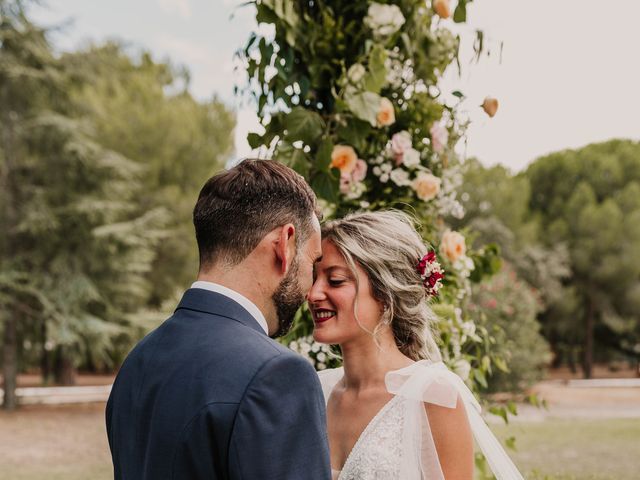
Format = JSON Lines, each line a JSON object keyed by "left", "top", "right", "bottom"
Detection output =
{"left": 492, "top": 418, "right": 640, "bottom": 480}
{"left": 0, "top": 403, "right": 111, "bottom": 480}
{"left": 1, "top": 403, "right": 638, "bottom": 480}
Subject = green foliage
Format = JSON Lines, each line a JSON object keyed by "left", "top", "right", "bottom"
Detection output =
{"left": 525, "top": 140, "right": 640, "bottom": 375}
{"left": 239, "top": 0, "right": 514, "bottom": 411}
{"left": 470, "top": 265, "right": 551, "bottom": 392}
{"left": 0, "top": 3, "right": 236, "bottom": 389}
{"left": 59, "top": 43, "right": 235, "bottom": 306}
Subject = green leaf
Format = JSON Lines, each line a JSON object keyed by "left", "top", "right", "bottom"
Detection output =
{"left": 451, "top": 90, "right": 465, "bottom": 99}
{"left": 335, "top": 119, "right": 371, "bottom": 153}
{"left": 289, "top": 148, "right": 309, "bottom": 177}
{"left": 284, "top": 107, "right": 325, "bottom": 145}
{"left": 275, "top": 142, "right": 310, "bottom": 178}
{"left": 315, "top": 137, "right": 333, "bottom": 171}
{"left": 311, "top": 170, "right": 339, "bottom": 203}
{"left": 344, "top": 90, "right": 381, "bottom": 127}
{"left": 473, "top": 368, "right": 488, "bottom": 389}
{"left": 247, "top": 132, "right": 262, "bottom": 149}
{"left": 453, "top": 0, "right": 469, "bottom": 23}
{"left": 362, "top": 45, "right": 387, "bottom": 93}
{"left": 489, "top": 405, "right": 509, "bottom": 424}
{"left": 505, "top": 436, "right": 517, "bottom": 451}
{"left": 494, "top": 356, "right": 510, "bottom": 373}
{"left": 481, "top": 355, "right": 491, "bottom": 374}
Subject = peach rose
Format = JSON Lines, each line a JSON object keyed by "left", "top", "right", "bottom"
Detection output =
{"left": 377, "top": 97, "right": 395, "bottom": 127}
{"left": 433, "top": 0, "right": 452, "bottom": 19}
{"left": 412, "top": 172, "right": 441, "bottom": 201}
{"left": 482, "top": 96, "right": 499, "bottom": 117}
{"left": 331, "top": 145, "right": 358, "bottom": 174}
{"left": 441, "top": 230, "right": 466, "bottom": 263}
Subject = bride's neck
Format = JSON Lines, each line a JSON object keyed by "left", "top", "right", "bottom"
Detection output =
{"left": 340, "top": 329, "right": 413, "bottom": 391}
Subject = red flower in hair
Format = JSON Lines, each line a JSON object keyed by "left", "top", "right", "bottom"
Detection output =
{"left": 416, "top": 251, "right": 444, "bottom": 298}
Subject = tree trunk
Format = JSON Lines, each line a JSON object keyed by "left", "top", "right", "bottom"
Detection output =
{"left": 1, "top": 84, "right": 20, "bottom": 410}
{"left": 2, "top": 313, "right": 18, "bottom": 410}
{"left": 582, "top": 296, "right": 595, "bottom": 379}
{"left": 54, "top": 346, "right": 76, "bottom": 386}
{"left": 40, "top": 320, "right": 53, "bottom": 385}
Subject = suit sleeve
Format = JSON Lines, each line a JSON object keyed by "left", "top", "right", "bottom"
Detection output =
{"left": 228, "top": 353, "right": 331, "bottom": 480}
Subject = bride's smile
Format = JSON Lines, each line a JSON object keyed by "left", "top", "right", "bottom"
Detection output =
{"left": 308, "top": 239, "right": 385, "bottom": 347}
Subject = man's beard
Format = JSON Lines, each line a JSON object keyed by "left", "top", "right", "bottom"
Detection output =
{"left": 270, "top": 257, "right": 305, "bottom": 339}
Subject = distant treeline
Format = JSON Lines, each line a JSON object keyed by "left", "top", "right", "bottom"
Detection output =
{"left": 453, "top": 140, "right": 640, "bottom": 378}
{"left": 0, "top": 1, "right": 235, "bottom": 407}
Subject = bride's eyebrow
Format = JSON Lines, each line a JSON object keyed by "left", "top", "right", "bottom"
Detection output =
{"left": 324, "top": 265, "right": 351, "bottom": 276}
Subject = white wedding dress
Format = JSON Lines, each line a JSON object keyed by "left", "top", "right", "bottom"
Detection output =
{"left": 318, "top": 360, "right": 523, "bottom": 480}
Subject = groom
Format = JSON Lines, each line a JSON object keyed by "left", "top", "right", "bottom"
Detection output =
{"left": 106, "top": 159, "right": 331, "bottom": 479}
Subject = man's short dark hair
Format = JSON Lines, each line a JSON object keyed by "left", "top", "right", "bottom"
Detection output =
{"left": 193, "top": 159, "right": 321, "bottom": 269}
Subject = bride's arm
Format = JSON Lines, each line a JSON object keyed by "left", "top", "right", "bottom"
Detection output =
{"left": 425, "top": 396, "right": 474, "bottom": 479}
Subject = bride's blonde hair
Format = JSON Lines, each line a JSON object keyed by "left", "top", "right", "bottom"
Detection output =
{"left": 321, "top": 210, "right": 442, "bottom": 361}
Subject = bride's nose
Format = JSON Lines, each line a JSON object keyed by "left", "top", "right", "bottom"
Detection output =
{"left": 306, "top": 279, "right": 326, "bottom": 303}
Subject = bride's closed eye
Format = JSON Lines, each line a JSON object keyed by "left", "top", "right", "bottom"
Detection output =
{"left": 328, "top": 278, "right": 346, "bottom": 286}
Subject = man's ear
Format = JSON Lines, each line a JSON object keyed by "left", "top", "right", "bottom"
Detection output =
{"left": 274, "top": 223, "right": 297, "bottom": 275}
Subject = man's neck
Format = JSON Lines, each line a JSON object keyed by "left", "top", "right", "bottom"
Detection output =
{"left": 197, "top": 266, "right": 276, "bottom": 333}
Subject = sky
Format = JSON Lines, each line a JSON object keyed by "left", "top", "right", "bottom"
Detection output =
{"left": 32, "top": 0, "right": 640, "bottom": 172}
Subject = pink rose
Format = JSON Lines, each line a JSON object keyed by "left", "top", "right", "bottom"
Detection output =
{"left": 391, "top": 131, "right": 412, "bottom": 164}
{"left": 429, "top": 122, "right": 448, "bottom": 154}
{"left": 339, "top": 172, "right": 353, "bottom": 194}
{"left": 352, "top": 159, "right": 368, "bottom": 182}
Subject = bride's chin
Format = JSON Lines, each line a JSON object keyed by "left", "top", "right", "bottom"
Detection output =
{"left": 312, "top": 329, "right": 334, "bottom": 345}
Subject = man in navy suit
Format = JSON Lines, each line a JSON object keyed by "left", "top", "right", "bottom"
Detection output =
{"left": 106, "top": 159, "right": 330, "bottom": 479}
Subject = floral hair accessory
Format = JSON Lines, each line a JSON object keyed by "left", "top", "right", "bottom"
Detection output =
{"left": 416, "top": 251, "right": 444, "bottom": 297}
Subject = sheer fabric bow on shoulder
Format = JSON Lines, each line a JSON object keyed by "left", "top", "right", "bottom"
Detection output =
{"left": 385, "top": 360, "right": 524, "bottom": 480}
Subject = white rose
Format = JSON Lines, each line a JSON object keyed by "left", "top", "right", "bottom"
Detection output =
{"left": 347, "top": 63, "right": 366, "bottom": 83}
{"left": 301, "top": 342, "right": 311, "bottom": 354}
{"left": 289, "top": 341, "right": 299, "bottom": 352}
{"left": 391, "top": 131, "right": 412, "bottom": 156}
{"left": 316, "top": 352, "right": 327, "bottom": 362}
{"left": 441, "top": 230, "right": 466, "bottom": 263}
{"left": 311, "top": 342, "right": 320, "bottom": 353}
{"left": 454, "top": 359, "right": 471, "bottom": 381}
{"left": 380, "top": 173, "right": 390, "bottom": 183}
{"left": 317, "top": 362, "right": 327, "bottom": 370}
{"left": 429, "top": 122, "right": 449, "bottom": 154}
{"left": 412, "top": 172, "right": 441, "bottom": 201}
{"left": 390, "top": 168, "right": 410, "bottom": 186}
{"left": 402, "top": 148, "right": 421, "bottom": 168}
{"left": 462, "top": 321, "right": 476, "bottom": 337}
{"left": 364, "top": 3, "right": 405, "bottom": 37}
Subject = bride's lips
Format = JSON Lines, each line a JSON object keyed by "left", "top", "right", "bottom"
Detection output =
{"left": 312, "top": 308, "right": 336, "bottom": 324}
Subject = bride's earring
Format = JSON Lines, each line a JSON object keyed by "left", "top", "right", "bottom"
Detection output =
{"left": 381, "top": 305, "right": 391, "bottom": 325}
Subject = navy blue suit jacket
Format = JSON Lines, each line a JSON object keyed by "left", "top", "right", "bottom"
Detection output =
{"left": 106, "top": 288, "right": 331, "bottom": 480}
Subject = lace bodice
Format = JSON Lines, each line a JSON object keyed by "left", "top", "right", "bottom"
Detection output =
{"left": 319, "top": 361, "right": 524, "bottom": 480}
{"left": 336, "top": 395, "right": 405, "bottom": 479}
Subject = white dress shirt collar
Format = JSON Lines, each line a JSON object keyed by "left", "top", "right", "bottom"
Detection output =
{"left": 190, "top": 281, "right": 269, "bottom": 335}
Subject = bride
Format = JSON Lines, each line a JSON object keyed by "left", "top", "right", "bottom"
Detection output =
{"left": 307, "top": 210, "right": 523, "bottom": 480}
